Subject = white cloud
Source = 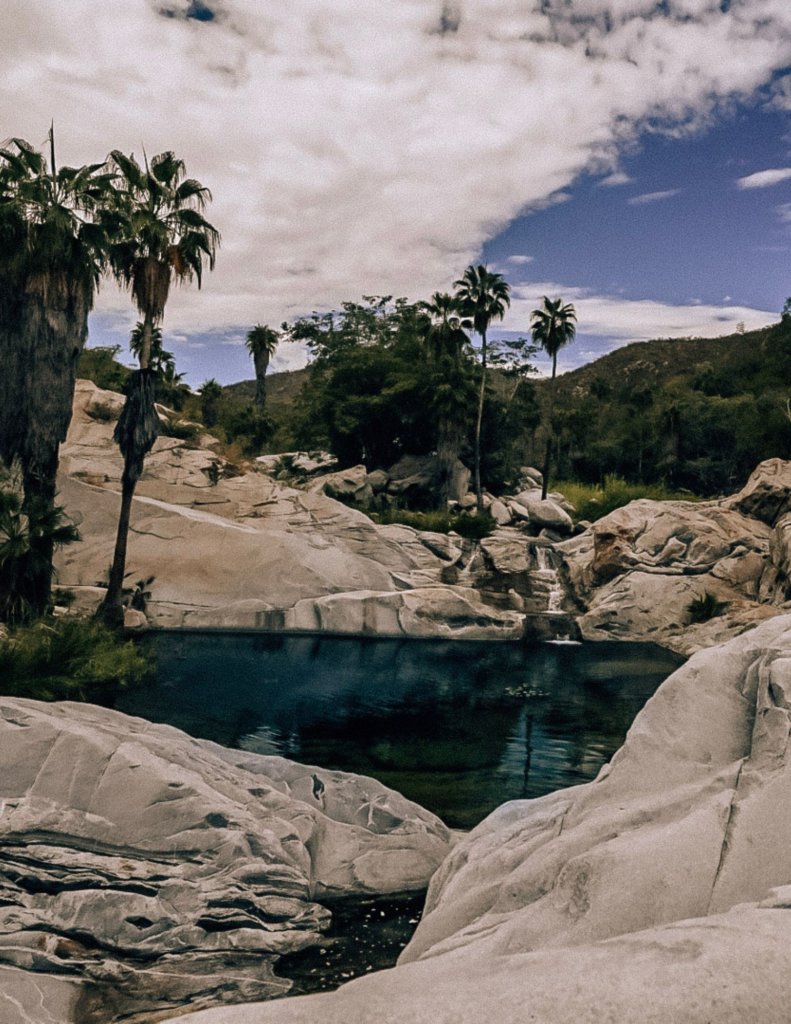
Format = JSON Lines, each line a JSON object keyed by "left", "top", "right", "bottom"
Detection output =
{"left": 507, "top": 255, "right": 534, "bottom": 265}
{"left": 777, "top": 203, "right": 791, "bottom": 223}
{"left": 598, "top": 171, "right": 633, "bottom": 187}
{"left": 503, "top": 281, "right": 775, "bottom": 372}
{"left": 736, "top": 167, "right": 791, "bottom": 189}
{"left": 2, "top": 0, "right": 791, "bottom": 347}
{"left": 628, "top": 188, "right": 681, "bottom": 205}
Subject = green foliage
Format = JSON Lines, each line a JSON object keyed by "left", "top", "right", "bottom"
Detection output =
{"left": 553, "top": 475, "right": 697, "bottom": 523}
{"left": 84, "top": 400, "right": 119, "bottom": 423}
{"left": 538, "top": 320, "right": 791, "bottom": 495}
{"left": 160, "top": 416, "right": 201, "bottom": 443}
{"left": 687, "top": 591, "right": 729, "bottom": 624}
{"left": 0, "top": 617, "right": 152, "bottom": 702}
{"left": 370, "top": 507, "right": 496, "bottom": 538}
{"left": 199, "top": 378, "right": 223, "bottom": 428}
{"left": 77, "top": 346, "right": 132, "bottom": 392}
{"left": 0, "top": 461, "right": 80, "bottom": 624}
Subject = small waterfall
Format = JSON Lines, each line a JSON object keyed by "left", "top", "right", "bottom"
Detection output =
{"left": 533, "top": 546, "right": 564, "bottom": 614}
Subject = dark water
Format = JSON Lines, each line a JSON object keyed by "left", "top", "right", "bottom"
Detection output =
{"left": 119, "top": 633, "right": 682, "bottom": 830}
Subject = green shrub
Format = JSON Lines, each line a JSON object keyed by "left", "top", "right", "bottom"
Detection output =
{"left": 370, "top": 507, "right": 496, "bottom": 538}
{"left": 0, "top": 617, "right": 152, "bottom": 703}
{"left": 687, "top": 591, "right": 729, "bottom": 624}
{"left": 161, "top": 417, "right": 201, "bottom": 444}
{"left": 85, "top": 400, "right": 120, "bottom": 423}
{"left": 554, "top": 476, "right": 699, "bottom": 523}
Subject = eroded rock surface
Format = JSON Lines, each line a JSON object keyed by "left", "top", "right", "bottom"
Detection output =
{"left": 166, "top": 615, "right": 791, "bottom": 1024}
{"left": 557, "top": 473, "right": 790, "bottom": 654}
{"left": 0, "top": 698, "right": 452, "bottom": 1022}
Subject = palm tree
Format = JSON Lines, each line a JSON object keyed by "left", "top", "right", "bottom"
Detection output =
{"left": 530, "top": 296, "right": 577, "bottom": 498}
{"left": 453, "top": 265, "right": 511, "bottom": 511}
{"left": 0, "top": 132, "right": 114, "bottom": 617}
{"left": 99, "top": 150, "right": 219, "bottom": 624}
{"left": 199, "top": 378, "right": 223, "bottom": 428}
{"left": 245, "top": 324, "right": 279, "bottom": 412}
{"left": 421, "top": 293, "right": 475, "bottom": 506}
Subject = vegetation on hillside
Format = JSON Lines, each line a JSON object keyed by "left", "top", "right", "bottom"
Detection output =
{"left": 532, "top": 319, "right": 791, "bottom": 495}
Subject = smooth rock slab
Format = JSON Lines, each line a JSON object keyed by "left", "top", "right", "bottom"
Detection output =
{"left": 0, "top": 699, "right": 452, "bottom": 1021}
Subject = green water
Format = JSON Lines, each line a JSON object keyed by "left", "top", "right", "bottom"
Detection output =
{"left": 119, "top": 633, "right": 682, "bottom": 830}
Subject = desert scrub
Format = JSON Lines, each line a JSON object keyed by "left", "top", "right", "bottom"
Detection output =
{"left": 371, "top": 508, "right": 496, "bottom": 539}
{"left": 553, "top": 476, "right": 700, "bottom": 523}
{"left": 0, "top": 617, "right": 152, "bottom": 703}
{"left": 687, "top": 591, "right": 729, "bottom": 624}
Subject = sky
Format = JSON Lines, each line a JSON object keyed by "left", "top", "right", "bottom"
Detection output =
{"left": 3, "top": 0, "right": 791, "bottom": 385}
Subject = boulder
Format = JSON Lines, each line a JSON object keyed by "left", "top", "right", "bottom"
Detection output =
{"left": 726, "top": 457, "right": 791, "bottom": 526}
{"left": 489, "top": 499, "right": 511, "bottom": 525}
{"left": 557, "top": 496, "right": 778, "bottom": 654}
{"left": 308, "top": 464, "right": 373, "bottom": 505}
{"left": 511, "top": 491, "right": 573, "bottom": 533}
{"left": 166, "top": 615, "right": 791, "bottom": 1024}
{"left": 386, "top": 455, "right": 470, "bottom": 506}
{"left": 0, "top": 698, "right": 453, "bottom": 1020}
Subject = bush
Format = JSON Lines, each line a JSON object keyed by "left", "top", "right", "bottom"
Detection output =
{"left": 370, "top": 507, "right": 496, "bottom": 538}
{"left": 687, "top": 591, "right": 729, "bottom": 624}
{"left": 0, "top": 617, "right": 152, "bottom": 702}
{"left": 554, "top": 476, "right": 699, "bottom": 523}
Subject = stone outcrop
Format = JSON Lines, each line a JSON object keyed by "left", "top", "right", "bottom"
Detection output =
{"left": 54, "top": 381, "right": 529, "bottom": 638}
{"left": 557, "top": 468, "right": 791, "bottom": 654}
{"left": 164, "top": 615, "right": 791, "bottom": 1024}
{"left": 0, "top": 698, "right": 452, "bottom": 1022}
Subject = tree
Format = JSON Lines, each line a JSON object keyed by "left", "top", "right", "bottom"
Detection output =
{"left": 99, "top": 150, "right": 219, "bottom": 624}
{"left": 0, "top": 133, "right": 114, "bottom": 617}
{"left": 420, "top": 292, "right": 475, "bottom": 506}
{"left": 453, "top": 265, "right": 511, "bottom": 511}
{"left": 245, "top": 324, "right": 279, "bottom": 412}
{"left": 199, "top": 378, "right": 223, "bottom": 428}
{"left": 530, "top": 296, "right": 577, "bottom": 498}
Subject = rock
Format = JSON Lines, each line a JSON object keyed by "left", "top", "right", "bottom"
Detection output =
{"left": 308, "top": 465, "right": 373, "bottom": 505}
{"left": 366, "top": 468, "right": 390, "bottom": 492}
{"left": 557, "top": 496, "right": 779, "bottom": 654}
{"left": 511, "top": 492, "right": 573, "bottom": 533}
{"left": 386, "top": 454, "right": 470, "bottom": 506}
{"left": 489, "top": 499, "right": 512, "bottom": 525}
{"left": 518, "top": 465, "right": 543, "bottom": 488}
{"left": 122, "top": 607, "right": 148, "bottom": 630}
{"left": 165, "top": 616, "right": 791, "bottom": 1024}
{"left": 760, "top": 513, "right": 791, "bottom": 605}
{"left": 726, "top": 457, "right": 791, "bottom": 526}
{"left": 255, "top": 452, "right": 337, "bottom": 477}
{"left": 285, "top": 586, "right": 524, "bottom": 640}
{"left": 0, "top": 698, "right": 453, "bottom": 1020}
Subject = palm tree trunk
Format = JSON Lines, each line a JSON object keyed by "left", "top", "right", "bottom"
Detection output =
{"left": 98, "top": 369, "right": 160, "bottom": 625}
{"left": 0, "top": 271, "right": 90, "bottom": 617}
{"left": 541, "top": 355, "right": 558, "bottom": 500}
{"left": 254, "top": 353, "right": 269, "bottom": 412}
{"left": 100, "top": 468, "right": 135, "bottom": 627}
{"left": 473, "top": 331, "right": 487, "bottom": 513}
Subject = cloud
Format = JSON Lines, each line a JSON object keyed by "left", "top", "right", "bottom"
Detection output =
{"left": 598, "top": 171, "right": 633, "bottom": 187}
{"left": 627, "top": 188, "right": 681, "bottom": 205}
{"left": 2, "top": 0, "right": 791, "bottom": 346}
{"left": 737, "top": 167, "right": 791, "bottom": 189}
{"left": 503, "top": 281, "right": 776, "bottom": 372}
{"left": 507, "top": 255, "right": 534, "bottom": 265}
{"left": 777, "top": 202, "right": 791, "bottom": 223}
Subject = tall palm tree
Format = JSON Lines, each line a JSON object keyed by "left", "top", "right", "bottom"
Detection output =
{"left": 454, "top": 265, "right": 511, "bottom": 511}
{"left": 530, "top": 296, "right": 577, "bottom": 499}
{"left": 99, "top": 150, "right": 219, "bottom": 624}
{"left": 245, "top": 324, "right": 279, "bottom": 412}
{"left": 421, "top": 293, "right": 475, "bottom": 506}
{"left": 0, "top": 133, "right": 113, "bottom": 617}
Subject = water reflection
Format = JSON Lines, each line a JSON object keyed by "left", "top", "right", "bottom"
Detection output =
{"left": 119, "top": 634, "right": 682, "bottom": 829}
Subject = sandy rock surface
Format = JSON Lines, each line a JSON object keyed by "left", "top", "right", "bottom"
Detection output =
{"left": 0, "top": 698, "right": 452, "bottom": 1021}
{"left": 165, "top": 615, "right": 791, "bottom": 1024}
